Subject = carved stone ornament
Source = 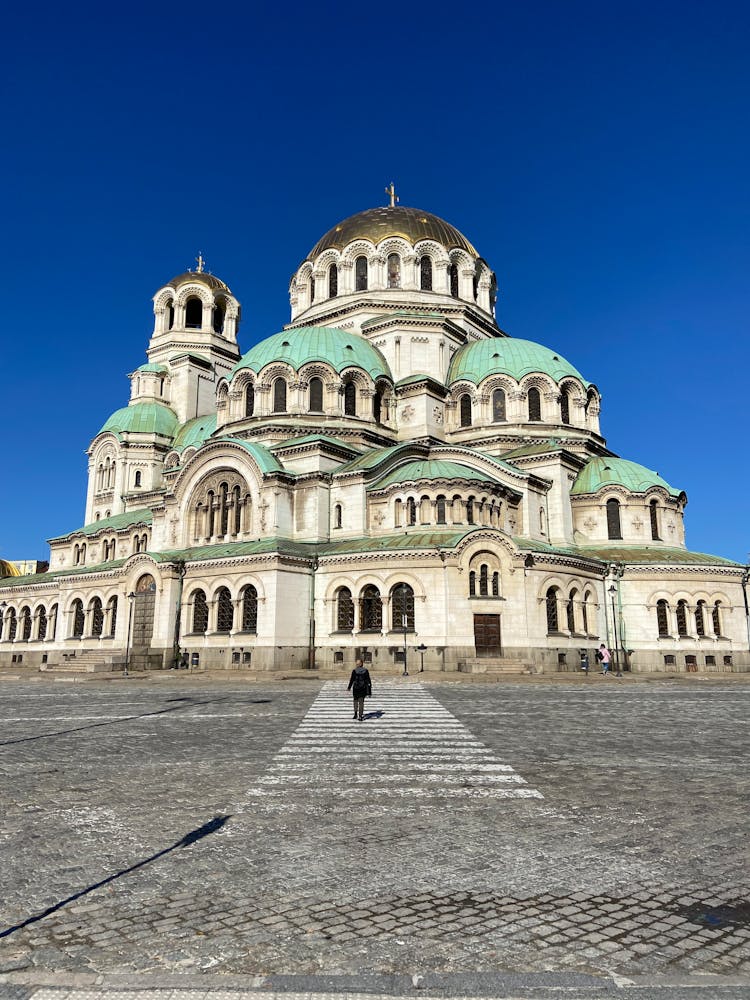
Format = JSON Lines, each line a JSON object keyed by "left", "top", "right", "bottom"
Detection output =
{"left": 632, "top": 517, "right": 644, "bottom": 531}
{"left": 432, "top": 405, "right": 444, "bottom": 424}
{"left": 400, "top": 405, "right": 415, "bottom": 423}
{"left": 583, "top": 517, "right": 597, "bottom": 531}
{"left": 373, "top": 510, "right": 385, "bottom": 525}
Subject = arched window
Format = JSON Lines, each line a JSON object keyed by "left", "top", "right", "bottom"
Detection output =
{"left": 355, "top": 255, "right": 368, "bottom": 291}
{"left": 567, "top": 589, "right": 577, "bottom": 633}
{"left": 606, "top": 498, "right": 622, "bottom": 540}
{"left": 216, "top": 587, "right": 233, "bottom": 633}
{"left": 391, "top": 584, "right": 414, "bottom": 631}
{"left": 213, "top": 299, "right": 225, "bottom": 333}
{"left": 168, "top": 303, "right": 175, "bottom": 329}
{"left": 676, "top": 599, "right": 689, "bottom": 637}
{"left": 479, "top": 564, "right": 489, "bottom": 597}
{"left": 49, "top": 604, "right": 58, "bottom": 639}
{"left": 545, "top": 587, "right": 560, "bottom": 633}
{"left": 420, "top": 255, "right": 432, "bottom": 290}
{"left": 695, "top": 600, "right": 707, "bottom": 637}
{"left": 245, "top": 383, "right": 255, "bottom": 417}
{"left": 6, "top": 608, "right": 17, "bottom": 641}
{"left": 466, "top": 497, "right": 475, "bottom": 524}
{"left": 218, "top": 483, "right": 229, "bottom": 536}
{"left": 449, "top": 262, "right": 459, "bottom": 298}
{"left": 344, "top": 381, "right": 357, "bottom": 416}
{"left": 406, "top": 497, "right": 417, "bottom": 526}
{"left": 560, "top": 390, "right": 570, "bottom": 425}
{"left": 107, "top": 597, "right": 117, "bottom": 637}
{"left": 656, "top": 599, "right": 670, "bottom": 637}
{"left": 233, "top": 485, "right": 242, "bottom": 535}
{"left": 360, "top": 585, "right": 382, "bottom": 632}
{"left": 309, "top": 272, "right": 315, "bottom": 303}
{"left": 492, "top": 388, "right": 506, "bottom": 422}
{"left": 241, "top": 585, "right": 258, "bottom": 632}
{"left": 336, "top": 587, "right": 354, "bottom": 631}
{"left": 334, "top": 504, "right": 342, "bottom": 529}
{"left": 72, "top": 599, "right": 85, "bottom": 638}
{"left": 192, "top": 590, "right": 208, "bottom": 634}
{"left": 387, "top": 253, "right": 401, "bottom": 288}
{"left": 90, "top": 597, "right": 103, "bottom": 637}
{"left": 309, "top": 377, "right": 323, "bottom": 412}
{"left": 459, "top": 393, "right": 472, "bottom": 427}
{"left": 469, "top": 571, "right": 476, "bottom": 597}
{"left": 582, "top": 591, "right": 591, "bottom": 634}
{"left": 20, "top": 607, "right": 31, "bottom": 641}
{"left": 436, "top": 495, "right": 447, "bottom": 524}
{"left": 38, "top": 605, "right": 48, "bottom": 641}
{"left": 185, "top": 297, "right": 202, "bottom": 328}
{"left": 273, "top": 377, "right": 287, "bottom": 413}
{"left": 712, "top": 601, "right": 722, "bottom": 636}
{"left": 373, "top": 388, "right": 383, "bottom": 423}
{"left": 134, "top": 470, "right": 142, "bottom": 488}
{"left": 527, "top": 387, "right": 541, "bottom": 421}
{"left": 492, "top": 572, "right": 500, "bottom": 596}
{"left": 328, "top": 263, "right": 338, "bottom": 298}
{"left": 650, "top": 499, "right": 660, "bottom": 540}
{"left": 394, "top": 498, "right": 402, "bottom": 527}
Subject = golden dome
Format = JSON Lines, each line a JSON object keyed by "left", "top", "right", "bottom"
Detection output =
{"left": 306, "top": 206, "right": 479, "bottom": 260}
{"left": 0, "top": 559, "right": 20, "bottom": 578}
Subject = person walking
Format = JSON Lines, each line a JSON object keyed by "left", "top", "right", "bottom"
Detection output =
{"left": 347, "top": 658, "right": 372, "bottom": 721}
{"left": 598, "top": 643, "right": 611, "bottom": 675}
{"left": 580, "top": 649, "right": 589, "bottom": 675}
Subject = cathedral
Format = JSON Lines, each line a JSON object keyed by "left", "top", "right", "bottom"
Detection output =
{"left": 1, "top": 197, "right": 748, "bottom": 674}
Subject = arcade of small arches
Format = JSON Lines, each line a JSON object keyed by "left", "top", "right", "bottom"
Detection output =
{"left": 331, "top": 582, "right": 417, "bottom": 634}
{"left": 94, "top": 456, "right": 117, "bottom": 493}
{"left": 388, "top": 491, "right": 514, "bottom": 532}
{"left": 71, "top": 530, "right": 151, "bottom": 567}
{"left": 188, "top": 474, "right": 254, "bottom": 545}
{"left": 655, "top": 597, "right": 726, "bottom": 640}
{"left": 452, "top": 381, "right": 599, "bottom": 433}
{"left": 544, "top": 584, "right": 598, "bottom": 636}
{"left": 0, "top": 596, "right": 120, "bottom": 643}
{"left": 185, "top": 584, "right": 259, "bottom": 636}
{"left": 588, "top": 496, "right": 671, "bottom": 542}
{"left": 153, "top": 286, "right": 239, "bottom": 340}
{"left": 290, "top": 240, "right": 495, "bottom": 318}
{"left": 221, "top": 372, "right": 392, "bottom": 425}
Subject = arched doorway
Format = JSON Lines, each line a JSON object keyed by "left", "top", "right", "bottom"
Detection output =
{"left": 132, "top": 573, "right": 157, "bottom": 652}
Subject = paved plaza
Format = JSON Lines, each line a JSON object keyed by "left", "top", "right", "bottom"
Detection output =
{"left": 0, "top": 674, "right": 748, "bottom": 1000}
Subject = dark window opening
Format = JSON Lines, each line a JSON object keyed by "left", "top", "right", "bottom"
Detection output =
{"left": 606, "top": 498, "right": 622, "bottom": 540}
{"left": 192, "top": 590, "right": 208, "bottom": 634}
{"left": 328, "top": 264, "right": 338, "bottom": 298}
{"left": 492, "top": 388, "right": 506, "bottom": 422}
{"left": 309, "top": 376, "right": 323, "bottom": 412}
{"left": 344, "top": 381, "right": 357, "bottom": 416}
{"left": 527, "top": 387, "right": 542, "bottom": 421}
{"left": 360, "top": 585, "right": 382, "bottom": 631}
{"left": 185, "top": 297, "right": 202, "bottom": 328}
{"left": 460, "top": 393, "right": 472, "bottom": 427}
{"left": 355, "top": 256, "right": 368, "bottom": 291}
{"left": 216, "top": 587, "right": 233, "bottom": 633}
{"left": 391, "top": 584, "right": 414, "bottom": 631}
{"left": 273, "top": 378, "right": 287, "bottom": 413}
{"left": 245, "top": 383, "right": 255, "bottom": 417}
{"left": 420, "top": 255, "right": 432, "bottom": 290}
{"left": 336, "top": 587, "right": 354, "bottom": 631}
{"left": 242, "top": 586, "right": 258, "bottom": 632}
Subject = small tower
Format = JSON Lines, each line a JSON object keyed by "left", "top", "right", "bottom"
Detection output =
{"left": 148, "top": 259, "right": 242, "bottom": 423}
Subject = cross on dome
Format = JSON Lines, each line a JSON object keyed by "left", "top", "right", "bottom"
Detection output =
{"left": 385, "top": 182, "right": 399, "bottom": 207}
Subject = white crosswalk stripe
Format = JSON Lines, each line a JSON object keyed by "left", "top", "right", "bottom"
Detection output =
{"left": 246, "top": 681, "right": 543, "bottom": 804}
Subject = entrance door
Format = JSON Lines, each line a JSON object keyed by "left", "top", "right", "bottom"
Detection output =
{"left": 474, "top": 614, "right": 501, "bottom": 657}
{"left": 132, "top": 574, "right": 156, "bottom": 649}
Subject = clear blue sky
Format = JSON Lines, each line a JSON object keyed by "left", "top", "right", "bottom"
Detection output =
{"left": 2, "top": 1, "right": 748, "bottom": 563}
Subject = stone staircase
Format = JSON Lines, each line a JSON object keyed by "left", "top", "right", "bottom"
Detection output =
{"left": 41, "top": 650, "right": 124, "bottom": 673}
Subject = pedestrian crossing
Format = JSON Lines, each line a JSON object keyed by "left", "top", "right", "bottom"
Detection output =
{"left": 246, "top": 681, "right": 543, "bottom": 804}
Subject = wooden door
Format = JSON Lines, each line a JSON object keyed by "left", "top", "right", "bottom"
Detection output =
{"left": 474, "top": 614, "right": 501, "bottom": 657}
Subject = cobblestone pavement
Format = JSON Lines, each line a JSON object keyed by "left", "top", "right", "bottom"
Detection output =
{"left": 0, "top": 676, "right": 748, "bottom": 998}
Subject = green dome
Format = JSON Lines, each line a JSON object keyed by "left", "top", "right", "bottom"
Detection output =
{"left": 135, "top": 362, "right": 168, "bottom": 373}
{"left": 172, "top": 414, "right": 217, "bottom": 452}
{"left": 571, "top": 457, "right": 682, "bottom": 497}
{"left": 370, "top": 460, "right": 500, "bottom": 490}
{"left": 231, "top": 327, "right": 392, "bottom": 382}
{"left": 99, "top": 402, "right": 179, "bottom": 438}
{"left": 448, "top": 337, "right": 590, "bottom": 386}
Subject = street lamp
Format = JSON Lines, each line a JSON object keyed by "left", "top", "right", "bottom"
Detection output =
{"left": 0, "top": 601, "right": 6, "bottom": 643}
{"left": 124, "top": 592, "right": 136, "bottom": 676}
{"left": 416, "top": 643, "right": 427, "bottom": 673}
{"left": 608, "top": 585, "right": 622, "bottom": 677}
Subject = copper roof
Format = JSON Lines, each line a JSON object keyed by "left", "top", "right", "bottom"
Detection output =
{"left": 305, "top": 206, "right": 479, "bottom": 260}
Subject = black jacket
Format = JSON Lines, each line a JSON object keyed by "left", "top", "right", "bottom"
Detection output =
{"left": 347, "top": 666, "right": 372, "bottom": 697}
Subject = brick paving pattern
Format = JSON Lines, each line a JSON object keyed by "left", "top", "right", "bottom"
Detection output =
{"left": 0, "top": 678, "right": 748, "bottom": 987}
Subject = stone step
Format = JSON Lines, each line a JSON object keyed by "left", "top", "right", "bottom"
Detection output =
{"left": 458, "top": 658, "right": 534, "bottom": 675}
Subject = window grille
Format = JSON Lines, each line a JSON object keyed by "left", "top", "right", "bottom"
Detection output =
{"left": 107, "top": 597, "right": 117, "bottom": 637}
{"left": 328, "top": 263, "right": 338, "bottom": 297}
{"left": 420, "top": 255, "right": 432, "bottom": 290}
{"left": 245, "top": 384, "right": 255, "bottom": 417}
{"left": 695, "top": 600, "right": 706, "bottom": 636}
{"left": 492, "top": 572, "right": 500, "bottom": 597}
{"left": 566, "top": 591, "right": 576, "bottom": 633}
{"left": 606, "top": 498, "right": 622, "bottom": 539}
{"left": 479, "top": 565, "right": 489, "bottom": 597}
{"left": 91, "top": 598, "right": 103, "bottom": 637}
{"left": 676, "top": 600, "right": 689, "bottom": 637}
{"left": 712, "top": 601, "right": 722, "bottom": 636}
{"left": 21, "top": 608, "right": 31, "bottom": 641}
{"left": 336, "top": 588, "right": 354, "bottom": 631}
{"left": 38, "top": 605, "right": 47, "bottom": 641}
{"left": 391, "top": 584, "right": 414, "bottom": 631}
{"left": 216, "top": 587, "right": 233, "bottom": 633}
{"left": 360, "top": 585, "right": 382, "bottom": 631}
{"left": 242, "top": 586, "right": 258, "bottom": 632}
{"left": 469, "top": 571, "right": 476, "bottom": 597}
{"left": 656, "top": 599, "right": 669, "bottom": 637}
{"left": 387, "top": 253, "right": 401, "bottom": 288}
{"left": 406, "top": 497, "right": 417, "bottom": 526}
{"left": 546, "top": 588, "right": 559, "bottom": 632}
{"left": 449, "top": 262, "right": 459, "bottom": 298}
{"left": 560, "top": 390, "right": 570, "bottom": 424}
{"left": 355, "top": 256, "right": 368, "bottom": 291}
{"left": 192, "top": 591, "right": 208, "bottom": 634}
{"left": 72, "top": 601, "right": 85, "bottom": 638}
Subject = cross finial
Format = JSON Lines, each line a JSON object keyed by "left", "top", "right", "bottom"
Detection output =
{"left": 195, "top": 252, "right": 205, "bottom": 273}
{"left": 385, "top": 182, "right": 399, "bottom": 207}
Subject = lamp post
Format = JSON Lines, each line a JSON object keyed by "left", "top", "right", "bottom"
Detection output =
{"left": 416, "top": 643, "right": 427, "bottom": 672}
{"left": 0, "top": 601, "right": 6, "bottom": 644}
{"left": 400, "top": 584, "right": 409, "bottom": 677}
{"left": 124, "top": 592, "right": 136, "bottom": 676}
{"left": 608, "top": 585, "right": 622, "bottom": 677}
